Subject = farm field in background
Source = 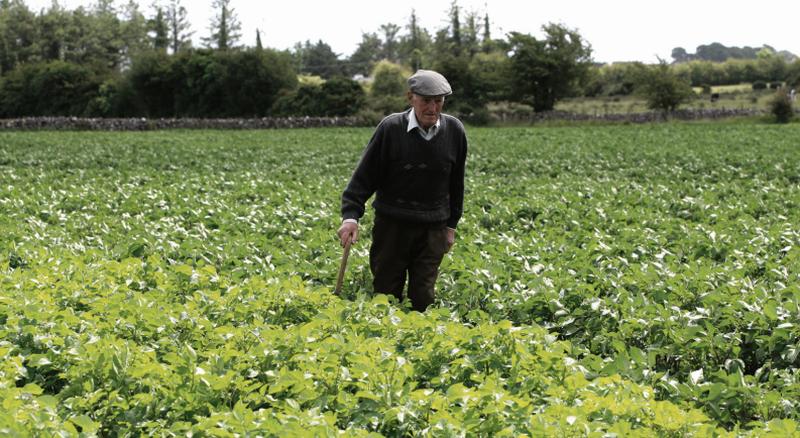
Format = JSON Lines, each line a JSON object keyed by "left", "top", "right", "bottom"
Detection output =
{"left": 1, "top": 125, "right": 799, "bottom": 435}
{"left": 555, "top": 84, "right": 783, "bottom": 115}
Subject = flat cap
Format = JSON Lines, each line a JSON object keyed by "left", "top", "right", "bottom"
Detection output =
{"left": 407, "top": 70, "right": 452, "bottom": 96}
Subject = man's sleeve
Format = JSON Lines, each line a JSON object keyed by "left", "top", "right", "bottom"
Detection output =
{"left": 341, "top": 124, "right": 385, "bottom": 221}
{"left": 447, "top": 127, "right": 467, "bottom": 229}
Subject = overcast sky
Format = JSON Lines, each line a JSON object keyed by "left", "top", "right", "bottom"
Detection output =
{"left": 26, "top": 0, "right": 800, "bottom": 64}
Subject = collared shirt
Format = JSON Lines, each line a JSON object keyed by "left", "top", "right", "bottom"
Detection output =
{"left": 407, "top": 108, "right": 440, "bottom": 141}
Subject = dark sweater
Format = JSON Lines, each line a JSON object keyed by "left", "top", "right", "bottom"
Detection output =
{"left": 341, "top": 110, "right": 467, "bottom": 228}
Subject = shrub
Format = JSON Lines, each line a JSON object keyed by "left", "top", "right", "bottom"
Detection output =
{"left": 0, "top": 61, "right": 101, "bottom": 117}
{"left": 768, "top": 90, "right": 794, "bottom": 123}
{"left": 370, "top": 60, "right": 410, "bottom": 98}
{"left": 752, "top": 80, "right": 767, "bottom": 90}
{"left": 126, "top": 51, "right": 177, "bottom": 117}
{"left": 270, "top": 84, "right": 325, "bottom": 116}
{"left": 320, "top": 77, "right": 365, "bottom": 116}
{"left": 769, "top": 82, "right": 783, "bottom": 90}
{"left": 633, "top": 62, "right": 694, "bottom": 112}
{"left": 169, "top": 48, "right": 297, "bottom": 117}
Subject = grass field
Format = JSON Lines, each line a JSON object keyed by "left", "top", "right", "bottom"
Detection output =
{"left": 1, "top": 124, "right": 800, "bottom": 435}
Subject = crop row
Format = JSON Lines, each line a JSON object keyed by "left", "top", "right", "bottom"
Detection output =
{"left": 1, "top": 125, "right": 799, "bottom": 435}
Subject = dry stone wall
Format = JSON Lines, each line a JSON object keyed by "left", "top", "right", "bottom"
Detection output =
{"left": 0, "top": 109, "right": 771, "bottom": 130}
{"left": 0, "top": 117, "right": 359, "bottom": 131}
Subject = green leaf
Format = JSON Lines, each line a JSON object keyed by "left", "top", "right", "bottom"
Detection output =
{"left": 70, "top": 415, "right": 99, "bottom": 433}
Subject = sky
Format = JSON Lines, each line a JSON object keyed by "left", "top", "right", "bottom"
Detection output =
{"left": 25, "top": 0, "right": 800, "bottom": 64}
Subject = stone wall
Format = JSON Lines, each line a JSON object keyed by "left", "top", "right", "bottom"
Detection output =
{"left": 0, "top": 116, "right": 359, "bottom": 131}
{"left": 495, "top": 108, "right": 764, "bottom": 124}
{"left": 0, "top": 109, "right": 770, "bottom": 130}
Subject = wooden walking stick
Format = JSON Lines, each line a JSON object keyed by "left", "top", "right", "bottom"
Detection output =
{"left": 334, "top": 237, "right": 352, "bottom": 295}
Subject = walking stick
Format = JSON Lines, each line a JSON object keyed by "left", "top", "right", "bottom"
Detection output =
{"left": 334, "top": 237, "right": 352, "bottom": 295}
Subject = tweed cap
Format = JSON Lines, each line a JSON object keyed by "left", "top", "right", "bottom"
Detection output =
{"left": 407, "top": 70, "right": 452, "bottom": 96}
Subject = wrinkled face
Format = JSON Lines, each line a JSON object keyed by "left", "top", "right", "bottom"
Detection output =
{"left": 408, "top": 92, "right": 445, "bottom": 129}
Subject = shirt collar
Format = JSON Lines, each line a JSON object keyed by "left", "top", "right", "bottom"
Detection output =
{"left": 407, "top": 108, "right": 441, "bottom": 139}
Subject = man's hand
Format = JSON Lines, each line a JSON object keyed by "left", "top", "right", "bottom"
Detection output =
{"left": 445, "top": 228, "right": 456, "bottom": 252}
{"left": 338, "top": 221, "right": 358, "bottom": 247}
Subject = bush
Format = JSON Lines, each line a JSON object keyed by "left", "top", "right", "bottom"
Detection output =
{"left": 320, "top": 77, "right": 365, "bottom": 116}
{"left": 126, "top": 51, "right": 177, "bottom": 117}
{"left": 168, "top": 48, "right": 297, "bottom": 117}
{"left": 634, "top": 62, "right": 694, "bottom": 112}
{"left": 768, "top": 82, "right": 782, "bottom": 90}
{"left": 768, "top": 90, "right": 794, "bottom": 123}
{"left": 0, "top": 61, "right": 101, "bottom": 117}
{"left": 752, "top": 80, "right": 767, "bottom": 90}
{"left": 370, "top": 60, "right": 410, "bottom": 98}
{"left": 271, "top": 77, "right": 366, "bottom": 117}
{"left": 271, "top": 84, "right": 325, "bottom": 116}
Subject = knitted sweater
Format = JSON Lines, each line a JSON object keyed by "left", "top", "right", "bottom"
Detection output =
{"left": 341, "top": 110, "right": 467, "bottom": 228}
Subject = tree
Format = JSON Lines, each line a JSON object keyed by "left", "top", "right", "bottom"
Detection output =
{"left": 468, "top": 51, "right": 510, "bottom": 103}
{"left": 633, "top": 60, "right": 694, "bottom": 113}
{"left": 204, "top": 0, "right": 241, "bottom": 50}
{"left": 379, "top": 23, "right": 400, "bottom": 63}
{"left": 320, "top": 76, "right": 365, "bottom": 116}
{"left": 37, "top": 2, "right": 71, "bottom": 62}
{"left": 166, "top": 0, "right": 192, "bottom": 53}
{"left": 398, "top": 9, "right": 433, "bottom": 71}
{"left": 768, "top": 89, "right": 794, "bottom": 123}
{"left": 149, "top": 6, "right": 169, "bottom": 52}
{"left": 294, "top": 40, "right": 342, "bottom": 79}
{"left": 255, "top": 28, "right": 262, "bottom": 51}
{"left": 695, "top": 42, "right": 729, "bottom": 62}
{"left": 367, "top": 60, "right": 410, "bottom": 115}
{"left": 119, "top": 0, "right": 149, "bottom": 63}
{"left": 507, "top": 24, "right": 592, "bottom": 112}
{"left": 126, "top": 50, "right": 176, "bottom": 116}
{"left": 481, "top": 12, "right": 492, "bottom": 52}
{"left": 756, "top": 47, "right": 787, "bottom": 82}
{"left": 448, "top": 0, "right": 461, "bottom": 53}
{"left": 462, "top": 10, "right": 479, "bottom": 56}
{"left": 170, "top": 48, "right": 296, "bottom": 117}
{"left": 0, "top": 60, "right": 101, "bottom": 116}
{"left": 348, "top": 32, "right": 382, "bottom": 76}
{"left": 0, "top": 0, "right": 37, "bottom": 74}
{"left": 671, "top": 47, "right": 691, "bottom": 63}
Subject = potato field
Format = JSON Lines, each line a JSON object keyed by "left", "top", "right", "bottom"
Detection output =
{"left": 1, "top": 124, "right": 799, "bottom": 436}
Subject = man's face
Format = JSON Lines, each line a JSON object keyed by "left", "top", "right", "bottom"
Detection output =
{"left": 409, "top": 93, "right": 445, "bottom": 129}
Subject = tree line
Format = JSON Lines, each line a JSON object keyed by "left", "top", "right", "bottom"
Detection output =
{"left": 1, "top": 0, "right": 798, "bottom": 122}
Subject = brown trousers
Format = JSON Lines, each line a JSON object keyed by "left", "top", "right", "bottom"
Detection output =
{"left": 369, "top": 214, "right": 449, "bottom": 312}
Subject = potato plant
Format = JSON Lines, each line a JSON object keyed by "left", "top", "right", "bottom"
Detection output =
{"left": 1, "top": 125, "right": 799, "bottom": 436}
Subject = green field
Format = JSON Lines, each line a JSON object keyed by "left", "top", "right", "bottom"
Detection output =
{"left": 555, "top": 84, "right": 779, "bottom": 115}
{"left": 1, "top": 125, "right": 800, "bottom": 436}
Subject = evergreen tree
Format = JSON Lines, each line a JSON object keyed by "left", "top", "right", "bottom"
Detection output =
{"left": 294, "top": 39, "right": 342, "bottom": 78}
{"left": 120, "top": 0, "right": 149, "bottom": 62}
{"left": 482, "top": 12, "right": 490, "bottom": 43}
{"left": 379, "top": 23, "right": 400, "bottom": 62}
{"left": 204, "top": 0, "right": 241, "bottom": 50}
{"left": 449, "top": 1, "right": 461, "bottom": 53}
{"left": 401, "top": 9, "right": 430, "bottom": 70}
{"left": 37, "top": 1, "right": 70, "bottom": 62}
{"left": 463, "top": 11, "right": 479, "bottom": 56}
{"left": 0, "top": 0, "right": 37, "bottom": 74}
{"left": 166, "top": 0, "right": 192, "bottom": 53}
{"left": 149, "top": 6, "right": 169, "bottom": 52}
{"left": 348, "top": 31, "right": 381, "bottom": 76}
{"left": 255, "top": 28, "right": 262, "bottom": 51}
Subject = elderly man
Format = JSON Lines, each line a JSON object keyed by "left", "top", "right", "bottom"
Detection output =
{"left": 337, "top": 69, "right": 468, "bottom": 312}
